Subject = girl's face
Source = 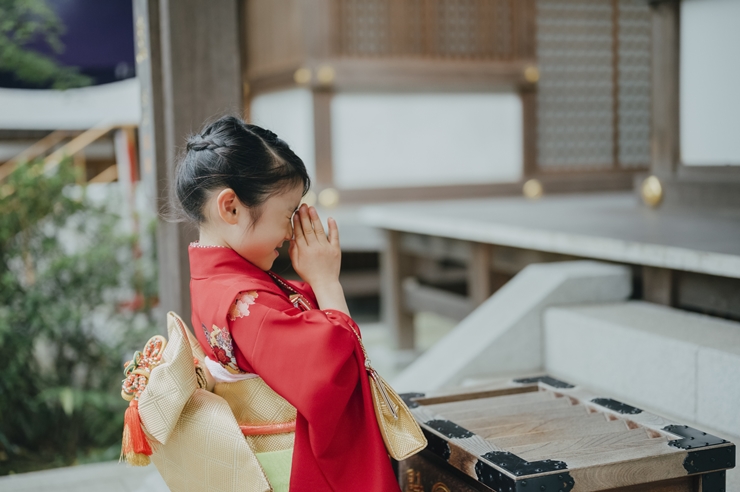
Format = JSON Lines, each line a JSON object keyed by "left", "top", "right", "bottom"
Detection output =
{"left": 204, "top": 184, "right": 304, "bottom": 270}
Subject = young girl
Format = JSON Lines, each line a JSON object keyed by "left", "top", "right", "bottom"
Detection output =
{"left": 176, "top": 116, "right": 400, "bottom": 492}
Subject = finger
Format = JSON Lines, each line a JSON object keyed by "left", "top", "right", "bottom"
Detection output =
{"left": 299, "top": 204, "right": 316, "bottom": 242}
{"left": 293, "top": 210, "right": 307, "bottom": 245}
{"left": 288, "top": 238, "right": 296, "bottom": 258}
{"left": 308, "top": 206, "right": 328, "bottom": 243}
{"left": 327, "top": 217, "right": 340, "bottom": 248}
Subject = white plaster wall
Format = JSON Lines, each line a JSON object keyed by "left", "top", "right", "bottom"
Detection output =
{"left": 249, "top": 88, "right": 316, "bottom": 179}
{"left": 331, "top": 92, "right": 523, "bottom": 189}
{"left": 680, "top": 0, "right": 740, "bottom": 166}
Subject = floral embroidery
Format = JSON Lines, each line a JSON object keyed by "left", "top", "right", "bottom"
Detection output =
{"left": 228, "top": 290, "right": 259, "bottom": 320}
{"left": 202, "top": 323, "right": 243, "bottom": 374}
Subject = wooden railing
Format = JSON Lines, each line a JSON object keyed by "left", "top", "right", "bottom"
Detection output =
{"left": 1, "top": 123, "right": 134, "bottom": 187}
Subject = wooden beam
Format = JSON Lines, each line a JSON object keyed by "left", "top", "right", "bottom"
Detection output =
{"left": 248, "top": 58, "right": 536, "bottom": 95}
{"left": 42, "top": 124, "right": 115, "bottom": 173}
{"left": 88, "top": 164, "right": 118, "bottom": 184}
{"left": 333, "top": 170, "right": 637, "bottom": 204}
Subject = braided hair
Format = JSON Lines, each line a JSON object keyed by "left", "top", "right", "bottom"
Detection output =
{"left": 174, "top": 116, "right": 310, "bottom": 224}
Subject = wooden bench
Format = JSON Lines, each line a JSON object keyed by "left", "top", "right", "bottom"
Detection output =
{"left": 397, "top": 376, "right": 735, "bottom": 492}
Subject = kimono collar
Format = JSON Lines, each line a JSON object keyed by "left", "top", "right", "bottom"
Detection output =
{"left": 188, "top": 243, "right": 278, "bottom": 289}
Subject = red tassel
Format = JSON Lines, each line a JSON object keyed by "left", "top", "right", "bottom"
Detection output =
{"left": 121, "top": 399, "right": 152, "bottom": 466}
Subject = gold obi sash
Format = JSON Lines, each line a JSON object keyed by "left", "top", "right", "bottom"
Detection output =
{"left": 214, "top": 377, "right": 296, "bottom": 454}
{"left": 136, "top": 312, "right": 295, "bottom": 492}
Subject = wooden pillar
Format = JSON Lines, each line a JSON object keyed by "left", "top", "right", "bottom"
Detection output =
{"left": 134, "top": 0, "right": 243, "bottom": 322}
{"left": 521, "top": 87, "right": 538, "bottom": 178}
{"left": 468, "top": 242, "right": 492, "bottom": 306}
{"left": 381, "top": 230, "right": 415, "bottom": 350}
{"left": 312, "top": 89, "right": 334, "bottom": 188}
{"left": 650, "top": 0, "right": 680, "bottom": 178}
{"left": 642, "top": 266, "right": 675, "bottom": 306}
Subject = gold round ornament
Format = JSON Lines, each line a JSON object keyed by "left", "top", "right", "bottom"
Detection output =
{"left": 524, "top": 65, "right": 540, "bottom": 83}
{"left": 316, "top": 65, "right": 335, "bottom": 85}
{"left": 640, "top": 175, "right": 663, "bottom": 208}
{"left": 522, "top": 179, "right": 544, "bottom": 200}
{"left": 293, "top": 67, "right": 312, "bottom": 85}
{"left": 318, "top": 188, "right": 340, "bottom": 208}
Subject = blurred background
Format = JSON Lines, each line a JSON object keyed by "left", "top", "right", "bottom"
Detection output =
{"left": 0, "top": 0, "right": 739, "bottom": 490}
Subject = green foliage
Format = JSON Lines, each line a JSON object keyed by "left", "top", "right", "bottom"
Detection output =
{"left": 0, "top": 0, "right": 91, "bottom": 89}
{"left": 0, "top": 159, "right": 159, "bottom": 474}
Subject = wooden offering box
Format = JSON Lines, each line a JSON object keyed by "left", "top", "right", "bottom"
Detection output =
{"left": 398, "top": 376, "right": 735, "bottom": 492}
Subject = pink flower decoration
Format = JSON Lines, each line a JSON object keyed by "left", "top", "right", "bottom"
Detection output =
{"left": 228, "top": 291, "right": 259, "bottom": 320}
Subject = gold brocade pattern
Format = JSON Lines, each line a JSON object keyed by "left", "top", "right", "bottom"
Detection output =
{"left": 245, "top": 431, "right": 296, "bottom": 454}
{"left": 139, "top": 315, "right": 198, "bottom": 444}
{"left": 215, "top": 378, "right": 297, "bottom": 454}
{"left": 138, "top": 312, "right": 272, "bottom": 492}
{"left": 151, "top": 389, "right": 271, "bottom": 492}
{"left": 369, "top": 370, "right": 427, "bottom": 460}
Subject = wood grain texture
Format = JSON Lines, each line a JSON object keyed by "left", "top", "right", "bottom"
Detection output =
{"left": 426, "top": 389, "right": 556, "bottom": 413}
{"left": 568, "top": 449, "right": 688, "bottom": 491}
{"left": 418, "top": 376, "right": 538, "bottom": 399}
{"left": 455, "top": 405, "right": 591, "bottom": 431}
{"left": 416, "top": 385, "right": 537, "bottom": 407}
{"left": 511, "top": 429, "right": 664, "bottom": 462}
{"left": 487, "top": 418, "right": 634, "bottom": 449}
{"left": 432, "top": 398, "right": 577, "bottom": 423}
{"left": 402, "top": 377, "right": 732, "bottom": 492}
{"left": 601, "top": 476, "right": 695, "bottom": 492}
{"left": 474, "top": 412, "right": 619, "bottom": 440}
{"left": 547, "top": 386, "right": 684, "bottom": 440}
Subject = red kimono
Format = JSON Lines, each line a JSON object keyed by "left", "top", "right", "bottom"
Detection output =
{"left": 188, "top": 244, "right": 400, "bottom": 492}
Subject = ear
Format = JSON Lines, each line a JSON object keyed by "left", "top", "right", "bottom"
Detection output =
{"left": 215, "top": 188, "right": 241, "bottom": 225}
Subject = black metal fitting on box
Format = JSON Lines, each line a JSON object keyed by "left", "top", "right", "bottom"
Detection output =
{"left": 591, "top": 398, "right": 643, "bottom": 415}
{"left": 512, "top": 375, "right": 574, "bottom": 389}
{"left": 400, "top": 392, "right": 425, "bottom": 409}
{"left": 421, "top": 428, "right": 451, "bottom": 461}
{"left": 701, "top": 470, "right": 727, "bottom": 492}
{"left": 475, "top": 457, "right": 575, "bottom": 492}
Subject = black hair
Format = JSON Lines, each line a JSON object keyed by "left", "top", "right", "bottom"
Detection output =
{"left": 174, "top": 116, "right": 310, "bottom": 224}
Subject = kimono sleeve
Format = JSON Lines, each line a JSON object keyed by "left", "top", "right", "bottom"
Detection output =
{"left": 228, "top": 290, "right": 359, "bottom": 428}
{"left": 226, "top": 290, "right": 399, "bottom": 492}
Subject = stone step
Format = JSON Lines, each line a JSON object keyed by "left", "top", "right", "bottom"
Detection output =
{"left": 544, "top": 300, "right": 740, "bottom": 438}
{"left": 0, "top": 461, "right": 167, "bottom": 492}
